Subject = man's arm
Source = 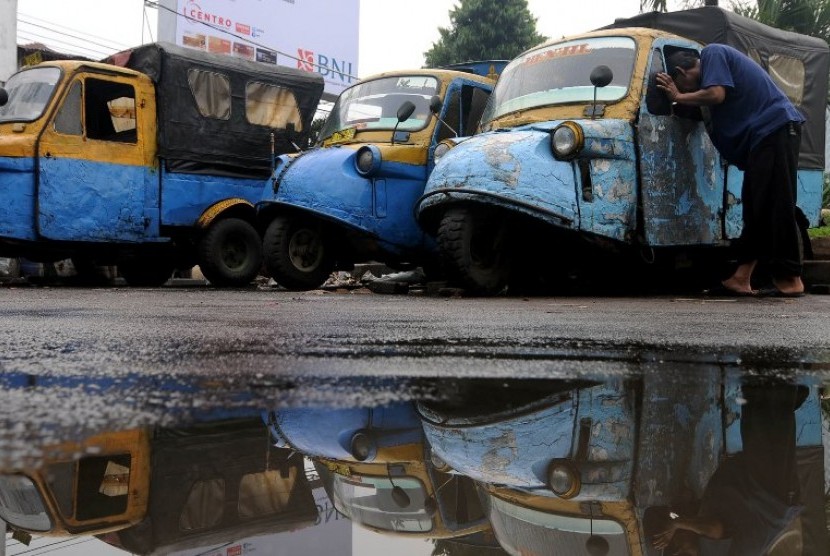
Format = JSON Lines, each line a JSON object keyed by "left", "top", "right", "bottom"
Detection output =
{"left": 656, "top": 73, "right": 726, "bottom": 106}
{"left": 653, "top": 515, "right": 727, "bottom": 550}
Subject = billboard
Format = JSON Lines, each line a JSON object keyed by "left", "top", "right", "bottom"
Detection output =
{"left": 158, "top": 0, "right": 359, "bottom": 98}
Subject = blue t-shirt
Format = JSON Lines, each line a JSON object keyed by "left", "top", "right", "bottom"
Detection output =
{"left": 700, "top": 44, "right": 805, "bottom": 168}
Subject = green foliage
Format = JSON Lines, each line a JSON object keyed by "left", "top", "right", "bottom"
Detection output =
{"left": 729, "top": 0, "right": 830, "bottom": 45}
{"left": 423, "top": 0, "right": 547, "bottom": 68}
{"left": 641, "top": 0, "right": 669, "bottom": 10}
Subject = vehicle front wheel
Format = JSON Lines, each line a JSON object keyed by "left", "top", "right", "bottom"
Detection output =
{"left": 437, "top": 207, "right": 510, "bottom": 295}
{"left": 197, "top": 218, "right": 263, "bottom": 287}
{"left": 263, "top": 216, "right": 334, "bottom": 290}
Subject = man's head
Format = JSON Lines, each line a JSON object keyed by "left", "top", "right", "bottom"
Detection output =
{"left": 667, "top": 51, "right": 701, "bottom": 92}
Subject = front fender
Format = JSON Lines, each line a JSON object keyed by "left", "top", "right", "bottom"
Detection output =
{"left": 418, "top": 128, "right": 580, "bottom": 229}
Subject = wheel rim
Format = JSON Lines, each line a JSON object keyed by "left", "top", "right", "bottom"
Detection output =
{"left": 221, "top": 234, "right": 248, "bottom": 270}
{"left": 288, "top": 228, "right": 324, "bottom": 272}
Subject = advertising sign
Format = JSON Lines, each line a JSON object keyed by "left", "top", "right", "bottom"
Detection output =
{"left": 159, "top": 0, "right": 359, "bottom": 98}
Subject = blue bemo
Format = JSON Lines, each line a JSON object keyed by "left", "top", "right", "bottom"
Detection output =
{"left": 415, "top": 7, "right": 829, "bottom": 295}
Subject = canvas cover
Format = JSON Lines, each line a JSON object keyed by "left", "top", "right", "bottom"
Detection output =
{"left": 606, "top": 7, "right": 829, "bottom": 169}
{"left": 99, "top": 420, "right": 317, "bottom": 555}
{"left": 105, "top": 42, "right": 324, "bottom": 177}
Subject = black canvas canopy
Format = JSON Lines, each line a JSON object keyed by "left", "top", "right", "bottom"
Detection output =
{"left": 105, "top": 42, "right": 324, "bottom": 177}
{"left": 606, "top": 7, "right": 829, "bottom": 169}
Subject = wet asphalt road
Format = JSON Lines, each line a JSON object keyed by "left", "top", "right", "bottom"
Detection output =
{"left": 1, "top": 286, "right": 829, "bottom": 467}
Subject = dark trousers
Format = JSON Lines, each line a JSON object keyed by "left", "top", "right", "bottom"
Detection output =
{"left": 738, "top": 122, "right": 802, "bottom": 278}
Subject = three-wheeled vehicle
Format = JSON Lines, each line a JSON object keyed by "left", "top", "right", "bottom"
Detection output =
{"left": 415, "top": 7, "right": 829, "bottom": 294}
{"left": 95, "top": 419, "right": 317, "bottom": 555}
{"left": 0, "top": 42, "right": 323, "bottom": 286}
{"left": 418, "top": 371, "right": 827, "bottom": 554}
{"left": 263, "top": 402, "right": 490, "bottom": 539}
{"left": 256, "top": 62, "right": 504, "bottom": 290}
{"left": 0, "top": 419, "right": 317, "bottom": 553}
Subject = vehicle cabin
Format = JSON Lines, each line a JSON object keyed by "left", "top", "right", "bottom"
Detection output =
{"left": 0, "top": 42, "right": 323, "bottom": 286}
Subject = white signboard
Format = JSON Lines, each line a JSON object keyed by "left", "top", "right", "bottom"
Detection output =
{"left": 159, "top": 0, "right": 359, "bottom": 98}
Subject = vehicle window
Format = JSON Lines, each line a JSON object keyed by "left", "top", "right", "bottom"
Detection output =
{"left": 646, "top": 48, "right": 671, "bottom": 116}
{"left": 84, "top": 78, "right": 137, "bottom": 143}
{"left": 768, "top": 54, "right": 805, "bottom": 106}
{"left": 431, "top": 472, "right": 484, "bottom": 528}
{"left": 318, "top": 75, "right": 440, "bottom": 142}
{"left": 53, "top": 80, "right": 83, "bottom": 135}
{"left": 436, "top": 85, "right": 491, "bottom": 142}
{"left": 0, "top": 66, "right": 61, "bottom": 123}
{"left": 437, "top": 89, "right": 460, "bottom": 143}
{"left": 246, "top": 81, "right": 303, "bottom": 130}
{"left": 330, "top": 474, "right": 433, "bottom": 533}
{"left": 45, "top": 461, "right": 75, "bottom": 519}
{"left": 0, "top": 475, "right": 51, "bottom": 531}
{"left": 466, "top": 86, "right": 490, "bottom": 134}
{"left": 75, "top": 454, "right": 131, "bottom": 521}
{"left": 238, "top": 469, "right": 296, "bottom": 519}
{"left": 483, "top": 493, "right": 630, "bottom": 556}
{"left": 187, "top": 69, "right": 231, "bottom": 120}
{"left": 482, "top": 36, "right": 636, "bottom": 123}
{"left": 179, "top": 479, "right": 224, "bottom": 530}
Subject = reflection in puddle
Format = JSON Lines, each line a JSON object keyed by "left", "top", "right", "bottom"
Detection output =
{"left": 1, "top": 369, "right": 828, "bottom": 555}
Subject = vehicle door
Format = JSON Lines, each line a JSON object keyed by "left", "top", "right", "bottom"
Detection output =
{"left": 378, "top": 78, "right": 492, "bottom": 248}
{"left": 37, "top": 72, "right": 156, "bottom": 242}
{"left": 637, "top": 40, "right": 726, "bottom": 247}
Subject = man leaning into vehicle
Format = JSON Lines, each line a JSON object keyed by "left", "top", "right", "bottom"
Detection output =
{"left": 656, "top": 44, "right": 806, "bottom": 297}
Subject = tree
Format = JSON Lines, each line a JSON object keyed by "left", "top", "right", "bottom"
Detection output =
{"left": 641, "top": 0, "right": 669, "bottom": 10}
{"left": 423, "top": 0, "right": 546, "bottom": 67}
{"left": 730, "top": 0, "right": 830, "bottom": 45}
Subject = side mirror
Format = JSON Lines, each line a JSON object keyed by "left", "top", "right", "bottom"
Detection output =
{"left": 589, "top": 66, "right": 613, "bottom": 88}
{"left": 396, "top": 101, "right": 416, "bottom": 123}
{"left": 0, "top": 88, "right": 8, "bottom": 107}
{"left": 429, "top": 95, "right": 442, "bottom": 115}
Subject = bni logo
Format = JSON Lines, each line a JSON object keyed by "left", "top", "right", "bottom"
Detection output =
{"left": 297, "top": 48, "right": 355, "bottom": 84}
{"left": 297, "top": 49, "right": 315, "bottom": 72}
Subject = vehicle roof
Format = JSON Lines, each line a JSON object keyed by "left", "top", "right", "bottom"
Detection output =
{"left": 29, "top": 59, "right": 147, "bottom": 79}
{"left": 359, "top": 67, "right": 499, "bottom": 87}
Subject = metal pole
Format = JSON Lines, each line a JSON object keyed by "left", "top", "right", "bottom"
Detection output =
{"left": 0, "top": 0, "right": 18, "bottom": 84}
{"left": 1, "top": 520, "right": 6, "bottom": 556}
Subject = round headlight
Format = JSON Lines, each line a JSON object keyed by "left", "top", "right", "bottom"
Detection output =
{"left": 551, "top": 122, "right": 584, "bottom": 160}
{"left": 433, "top": 141, "right": 453, "bottom": 162}
{"left": 349, "top": 430, "right": 377, "bottom": 462}
{"left": 355, "top": 145, "right": 382, "bottom": 176}
{"left": 547, "top": 460, "right": 580, "bottom": 498}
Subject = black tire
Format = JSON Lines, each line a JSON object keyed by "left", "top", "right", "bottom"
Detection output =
{"left": 437, "top": 207, "right": 510, "bottom": 295}
{"left": 263, "top": 216, "right": 334, "bottom": 290}
{"left": 197, "top": 218, "right": 263, "bottom": 287}
{"left": 119, "top": 258, "right": 175, "bottom": 287}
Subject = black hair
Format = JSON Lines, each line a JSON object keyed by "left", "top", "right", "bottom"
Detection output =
{"left": 667, "top": 50, "right": 700, "bottom": 78}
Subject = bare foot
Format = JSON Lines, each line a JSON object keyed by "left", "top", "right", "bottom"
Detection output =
{"left": 721, "top": 277, "right": 755, "bottom": 295}
{"left": 773, "top": 276, "right": 804, "bottom": 295}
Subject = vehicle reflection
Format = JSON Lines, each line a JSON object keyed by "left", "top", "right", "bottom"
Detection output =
{"left": 418, "top": 370, "right": 827, "bottom": 555}
{"left": 264, "top": 403, "right": 491, "bottom": 540}
{"left": 1, "top": 373, "right": 827, "bottom": 555}
{"left": 1, "top": 419, "right": 317, "bottom": 554}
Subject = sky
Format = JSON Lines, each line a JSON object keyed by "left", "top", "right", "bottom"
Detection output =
{"left": 13, "top": 0, "right": 692, "bottom": 79}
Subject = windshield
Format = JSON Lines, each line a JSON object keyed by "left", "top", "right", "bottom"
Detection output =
{"left": 0, "top": 475, "right": 52, "bottom": 531}
{"left": 318, "top": 75, "right": 440, "bottom": 142}
{"left": 483, "top": 494, "right": 630, "bottom": 556}
{"left": 481, "top": 37, "right": 637, "bottom": 124}
{"left": 329, "top": 474, "right": 433, "bottom": 533}
{"left": 0, "top": 67, "right": 62, "bottom": 123}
